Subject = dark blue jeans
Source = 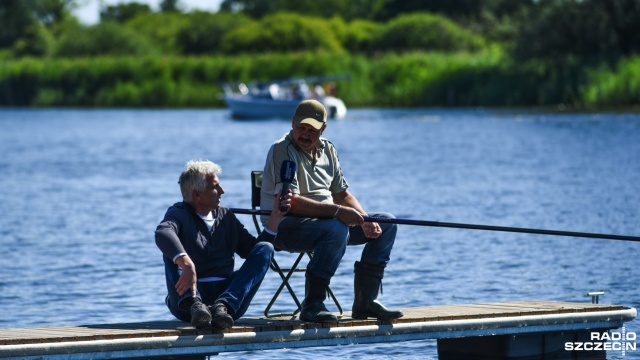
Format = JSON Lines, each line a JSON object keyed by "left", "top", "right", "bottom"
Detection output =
{"left": 273, "top": 212, "right": 397, "bottom": 280}
{"left": 163, "top": 242, "right": 274, "bottom": 322}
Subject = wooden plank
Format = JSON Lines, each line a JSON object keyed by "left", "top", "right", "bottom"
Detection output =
{"left": 0, "top": 301, "right": 635, "bottom": 360}
{"left": 0, "top": 301, "right": 628, "bottom": 346}
{"left": 0, "top": 325, "right": 184, "bottom": 345}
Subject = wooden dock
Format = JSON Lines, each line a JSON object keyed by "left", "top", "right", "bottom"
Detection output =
{"left": 0, "top": 300, "right": 636, "bottom": 359}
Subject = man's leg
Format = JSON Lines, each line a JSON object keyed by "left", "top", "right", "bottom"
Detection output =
{"left": 216, "top": 242, "right": 274, "bottom": 320}
{"left": 274, "top": 217, "right": 348, "bottom": 279}
{"left": 162, "top": 257, "right": 213, "bottom": 327}
{"left": 193, "top": 243, "right": 273, "bottom": 329}
{"left": 347, "top": 212, "right": 404, "bottom": 320}
{"left": 274, "top": 217, "right": 348, "bottom": 322}
{"left": 347, "top": 212, "right": 397, "bottom": 266}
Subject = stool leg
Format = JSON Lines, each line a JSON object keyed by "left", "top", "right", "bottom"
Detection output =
{"left": 264, "top": 255, "right": 304, "bottom": 318}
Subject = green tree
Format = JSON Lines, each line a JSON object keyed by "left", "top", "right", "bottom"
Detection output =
{"left": 32, "top": 0, "right": 75, "bottom": 26}
{"left": 125, "top": 12, "right": 190, "bottom": 54}
{"left": 513, "top": 0, "right": 640, "bottom": 62}
{"left": 372, "top": 12, "right": 486, "bottom": 53}
{"left": 100, "top": 2, "right": 152, "bottom": 23}
{"left": 12, "top": 22, "right": 55, "bottom": 56}
{"left": 219, "top": 0, "right": 386, "bottom": 20}
{"left": 329, "top": 17, "right": 380, "bottom": 53}
{"left": 0, "top": 0, "right": 34, "bottom": 48}
{"left": 0, "top": 0, "right": 73, "bottom": 56}
{"left": 221, "top": 12, "right": 343, "bottom": 53}
{"left": 219, "top": 0, "right": 274, "bottom": 18}
{"left": 55, "top": 22, "right": 158, "bottom": 57}
{"left": 596, "top": 0, "right": 640, "bottom": 56}
{"left": 160, "top": 0, "right": 182, "bottom": 13}
{"left": 175, "top": 11, "right": 251, "bottom": 55}
{"left": 375, "top": 0, "right": 535, "bottom": 22}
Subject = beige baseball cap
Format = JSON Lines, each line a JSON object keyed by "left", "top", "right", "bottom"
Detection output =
{"left": 293, "top": 99, "right": 327, "bottom": 130}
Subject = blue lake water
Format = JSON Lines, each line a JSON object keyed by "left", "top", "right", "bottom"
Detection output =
{"left": 0, "top": 108, "right": 639, "bottom": 359}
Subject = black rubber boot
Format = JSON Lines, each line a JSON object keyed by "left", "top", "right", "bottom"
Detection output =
{"left": 299, "top": 272, "right": 338, "bottom": 322}
{"left": 351, "top": 261, "right": 404, "bottom": 320}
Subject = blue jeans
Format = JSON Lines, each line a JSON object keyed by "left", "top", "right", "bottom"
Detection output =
{"left": 273, "top": 212, "right": 397, "bottom": 280}
{"left": 163, "top": 242, "right": 274, "bottom": 322}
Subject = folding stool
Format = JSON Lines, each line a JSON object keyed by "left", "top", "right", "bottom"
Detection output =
{"left": 250, "top": 170, "right": 343, "bottom": 318}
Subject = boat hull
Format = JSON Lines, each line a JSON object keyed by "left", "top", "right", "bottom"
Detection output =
{"left": 225, "top": 95, "right": 346, "bottom": 120}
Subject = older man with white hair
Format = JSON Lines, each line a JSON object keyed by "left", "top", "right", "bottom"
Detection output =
{"left": 155, "top": 160, "right": 291, "bottom": 329}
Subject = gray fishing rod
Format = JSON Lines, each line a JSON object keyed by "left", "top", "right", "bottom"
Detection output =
{"left": 229, "top": 208, "right": 640, "bottom": 242}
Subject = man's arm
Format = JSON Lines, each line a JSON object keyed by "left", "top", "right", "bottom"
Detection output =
{"left": 235, "top": 189, "right": 292, "bottom": 257}
{"left": 290, "top": 193, "right": 334, "bottom": 216}
{"left": 174, "top": 254, "right": 197, "bottom": 297}
{"left": 284, "top": 189, "right": 361, "bottom": 227}
{"left": 332, "top": 190, "right": 382, "bottom": 239}
{"left": 332, "top": 189, "right": 366, "bottom": 214}
{"left": 155, "top": 216, "right": 198, "bottom": 297}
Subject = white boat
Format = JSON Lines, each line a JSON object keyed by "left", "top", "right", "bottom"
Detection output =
{"left": 222, "top": 76, "right": 348, "bottom": 120}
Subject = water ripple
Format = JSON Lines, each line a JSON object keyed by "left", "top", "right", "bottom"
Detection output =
{"left": 1, "top": 109, "right": 639, "bottom": 358}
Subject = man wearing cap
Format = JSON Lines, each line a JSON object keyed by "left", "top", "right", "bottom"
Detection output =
{"left": 260, "top": 99, "right": 403, "bottom": 323}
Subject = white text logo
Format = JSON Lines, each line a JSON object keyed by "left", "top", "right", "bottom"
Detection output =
{"left": 565, "top": 328, "right": 636, "bottom": 356}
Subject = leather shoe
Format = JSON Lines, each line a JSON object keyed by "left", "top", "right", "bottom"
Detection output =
{"left": 209, "top": 301, "right": 234, "bottom": 329}
{"left": 190, "top": 301, "right": 212, "bottom": 329}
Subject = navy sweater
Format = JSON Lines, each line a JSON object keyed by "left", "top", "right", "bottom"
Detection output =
{"left": 155, "top": 202, "right": 274, "bottom": 279}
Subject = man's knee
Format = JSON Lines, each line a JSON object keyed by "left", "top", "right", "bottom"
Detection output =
{"left": 252, "top": 241, "right": 275, "bottom": 259}
{"left": 316, "top": 221, "right": 349, "bottom": 259}
{"left": 371, "top": 212, "right": 397, "bottom": 234}
{"left": 324, "top": 219, "right": 350, "bottom": 243}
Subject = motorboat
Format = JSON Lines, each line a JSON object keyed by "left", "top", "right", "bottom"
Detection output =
{"left": 222, "top": 76, "right": 348, "bottom": 120}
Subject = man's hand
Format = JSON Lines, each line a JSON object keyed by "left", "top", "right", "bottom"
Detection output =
{"left": 333, "top": 201, "right": 381, "bottom": 238}
{"left": 264, "top": 189, "right": 291, "bottom": 233}
{"left": 336, "top": 206, "right": 364, "bottom": 227}
{"left": 175, "top": 255, "right": 197, "bottom": 297}
{"left": 275, "top": 189, "right": 292, "bottom": 215}
{"left": 361, "top": 221, "right": 382, "bottom": 238}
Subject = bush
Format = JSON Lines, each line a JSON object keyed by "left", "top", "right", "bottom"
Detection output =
{"left": 513, "top": 0, "right": 640, "bottom": 62}
{"left": 100, "top": 3, "right": 152, "bottom": 23}
{"left": 13, "top": 23, "right": 55, "bottom": 57}
{"left": 2, "top": 51, "right": 638, "bottom": 109}
{"left": 330, "top": 17, "right": 380, "bottom": 53}
{"left": 175, "top": 11, "right": 251, "bottom": 55}
{"left": 125, "top": 13, "right": 190, "bottom": 54}
{"left": 371, "top": 12, "right": 486, "bottom": 53}
{"left": 582, "top": 57, "right": 640, "bottom": 107}
{"left": 0, "top": 0, "right": 33, "bottom": 48}
{"left": 54, "top": 22, "right": 158, "bottom": 57}
{"left": 221, "top": 12, "right": 343, "bottom": 54}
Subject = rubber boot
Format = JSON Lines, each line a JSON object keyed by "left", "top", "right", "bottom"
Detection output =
{"left": 299, "top": 272, "right": 338, "bottom": 322}
{"left": 351, "top": 261, "right": 404, "bottom": 320}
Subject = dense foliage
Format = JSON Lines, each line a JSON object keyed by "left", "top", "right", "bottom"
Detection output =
{"left": 514, "top": 0, "right": 640, "bottom": 62}
{"left": 371, "top": 13, "right": 485, "bottom": 53}
{"left": 0, "top": 0, "right": 638, "bottom": 109}
{"left": 55, "top": 22, "right": 158, "bottom": 57}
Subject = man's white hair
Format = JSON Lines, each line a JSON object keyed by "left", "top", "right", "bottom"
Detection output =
{"left": 178, "top": 160, "right": 222, "bottom": 203}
